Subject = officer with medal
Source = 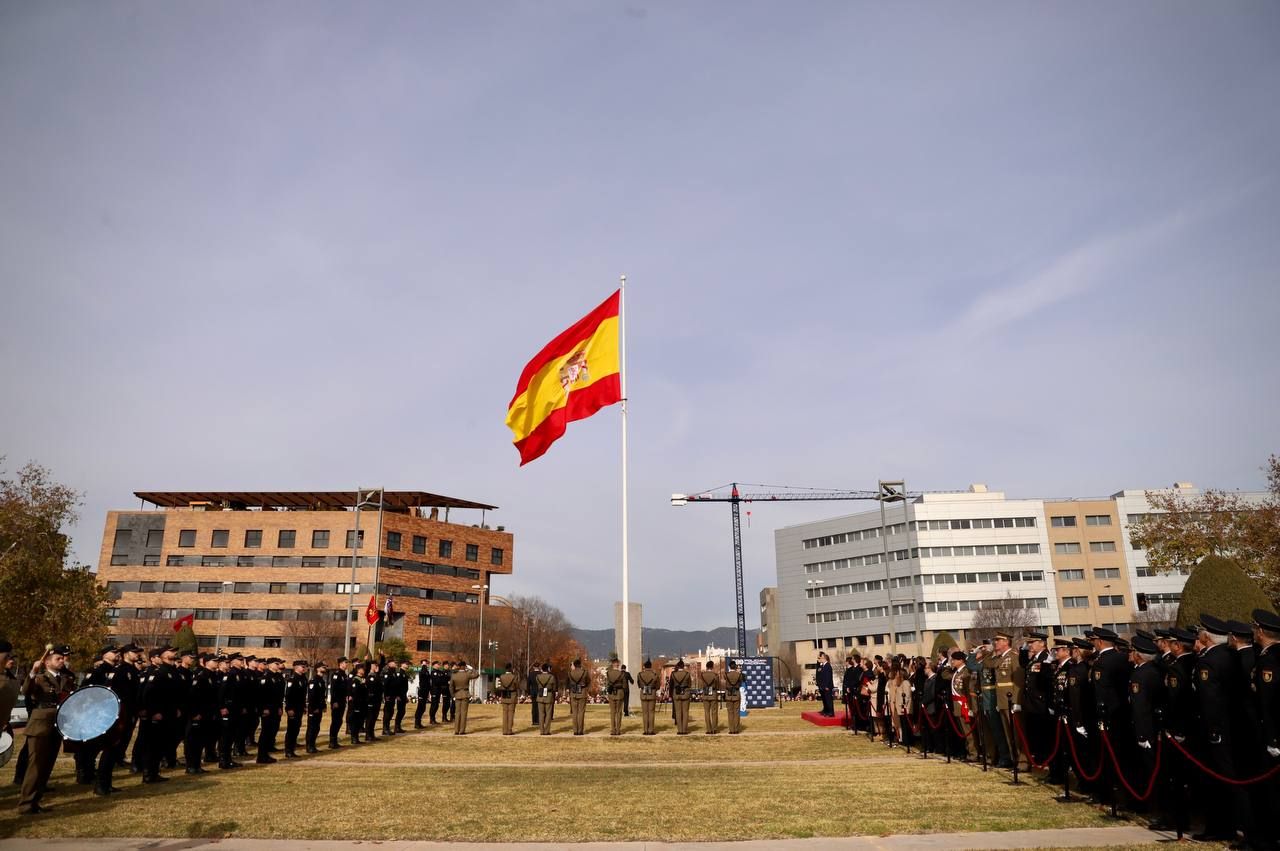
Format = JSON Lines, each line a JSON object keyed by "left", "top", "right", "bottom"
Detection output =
{"left": 993, "top": 631, "right": 1026, "bottom": 769}
{"left": 497, "top": 661, "right": 520, "bottom": 735}
{"left": 17, "top": 644, "right": 75, "bottom": 815}
{"left": 328, "top": 657, "right": 349, "bottom": 748}
{"left": 305, "top": 661, "right": 327, "bottom": 753}
{"left": 1021, "top": 631, "right": 1053, "bottom": 766}
{"left": 698, "top": 660, "right": 722, "bottom": 734}
{"left": 566, "top": 659, "right": 590, "bottom": 735}
{"left": 636, "top": 659, "right": 660, "bottom": 735}
{"left": 605, "top": 658, "right": 626, "bottom": 735}
{"left": 669, "top": 659, "right": 693, "bottom": 735}
{"left": 1066, "top": 636, "right": 1098, "bottom": 795}
{"left": 724, "top": 659, "right": 744, "bottom": 734}
{"left": 535, "top": 662, "right": 557, "bottom": 735}
{"left": 451, "top": 658, "right": 480, "bottom": 735}
{"left": 1047, "top": 638, "right": 1073, "bottom": 784}
{"left": 949, "top": 651, "right": 975, "bottom": 760}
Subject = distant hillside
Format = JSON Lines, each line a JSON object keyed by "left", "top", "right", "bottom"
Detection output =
{"left": 572, "top": 626, "right": 759, "bottom": 660}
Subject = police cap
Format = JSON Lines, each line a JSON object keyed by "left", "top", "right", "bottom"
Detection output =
{"left": 1224, "top": 620, "right": 1253, "bottom": 639}
{"left": 1131, "top": 635, "right": 1159, "bottom": 655}
{"left": 1199, "top": 614, "right": 1230, "bottom": 636}
{"left": 1253, "top": 608, "right": 1280, "bottom": 633}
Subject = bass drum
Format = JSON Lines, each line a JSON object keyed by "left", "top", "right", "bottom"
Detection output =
{"left": 0, "top": 730, "right": 12, "bottom": 768}
{"left": 55, "top": 685, "right": 121, "bottom": 742}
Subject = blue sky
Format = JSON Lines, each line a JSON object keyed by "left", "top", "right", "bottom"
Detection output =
{"left": 2, "top": 2, "right": 1277, "bottom": 630}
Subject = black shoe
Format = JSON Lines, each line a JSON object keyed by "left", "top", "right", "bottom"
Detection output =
{"left": 256, "top": 755, "right": 277, "bottom": 764}
{"left": 305, "top": 747, "right": 318, "bottom": 754}
{"left": 328, "top": 742, "right": 340, "bottom": 749}
{"left": 414, "top": 724, "right": 424, "bottom": 729}
{"left": 20, "top": 804, "right": 49, "bottom": 815}
{"left": 142, "top": 775, "right": 169, "bottom": 784}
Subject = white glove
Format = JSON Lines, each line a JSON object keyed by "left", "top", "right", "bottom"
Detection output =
{"left": 1137, "top": 739, "right": 1152, "bottom": 750}
{"left": 1048, "top": 708, "right": 1055, "bottom": 716}
{"left": 1267, "top": 746, "right": 1280, "bottom": 758}
{"left": 1075, "top": 726, "right": 1087, "bottom": 738}
{"left": 1012, "top": 704, "right": 1021, "bottom": 713}
{"left": 1173, "top": 734, "right": 1186, "bottom": 744}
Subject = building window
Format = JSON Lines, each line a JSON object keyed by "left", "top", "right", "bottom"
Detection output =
{"left": 299, "top": 582, "right": 323, "bottom": 595}
{"left": 894, "top": 631, "right": 916, "bottom": 643}
{"left": 166, "top": 555, "right": 184, "bottom": 566}
{"left": 1051, "top": 516, "right": 1077, "bottom": 527}
{"left": 312, "top": 530, "right": 330, "bottom": 549}
{"left": 418, "top": 615, "right": 434, "bottom": 626}
{"left": 266, "top": 609, "right": 285, "bottom": 621}
{"left": 263, "top": 637, "right": 282, "bottom": 648}
{"left": 211, "top": 529, "right": 229, "bottom": 548}
{"left": 1089, "top": 541, "right": 1117, "bottom": 553}
{"left": 1054, "top": 542, "right": 1082, "bottom": 555}
{"left": 412, "top": 535, "right": 427, "bottom": 555}
{"left": 1099, "top": 595, "right": 1124, "bottom": 607}
{"left": 107, "top": 581, "right": 126, "bottom": 597}
{"left": 386, "top": 532, "right": 401, "bottom": 551}
{"left": 1062, "top": 596, "right": 1088, "bottom": 608}
{"left": 1085, "top": 515, "right": 1112, "bottom": 526}
{"left": 201, "top": 556, "right": 225, "bottom": 567}
{"left": 272, "top": 556, "right": 292, "bottom": 567}
{"left": 345, "top": 530, "right": 364, "bottom": 549}
{"left": 491, "top": 548, "right": 504, "bottom": 566}
{"left": 163, "top": 581, "right": 180, "bottom": 593}
{"left": 114, "top": 529, "right": 132, "bottom": 548}
{"left": 227, "top": 636, "right": 246, "bottom": 647}
{"left": 465, "top": 544, "right": 479, "bottom": 562}
{"left": 439, "top": 540, "right": 453, "bottom": 558}
{"left": 1094, "top": 567, "right": 1120, "bottom": 579}
{"left": 234, "top": 582, "right": 252, "bottom": 593}
{"left": 296, "top": 608, "right": 323, "bottom": 621}
{"left": 110, "top": 554, "right": 129, "bottom": 565}
{"left": 1059, "top": 569, "right": 1084, "bottom": 581}
{"left": 236, "top": 556, "right": 254, "bottom": 567}
{"left": 178, "top": 529, "right": 196, "bottom": 547}
{"left": 337, "top": 583, "right": 361, "bottom": 594}
{"left": 196, "top": 582, "right": 220, "bottom": 593}
{"left": 464, "top": 593, "right": 479, "bottom": 605}
{"left": 143, "top": 555, "right": 160, "bottom": 566}
{"left": 302, "top": 556, "right": 324, "bottom": 567}
{"left": 278, "top": 529, "right": 296, "bottom": 548}
{"left": 245, "top": 529, "right": 263, "bottom": 548}
{"left": 414, "top": 640, "right": 432, "bottom": 652}
{"left": 146, "top": 529, "right": 164, "bottom": 548}
{"left": 194, "top": 609, "right": 217, "bottom": 620}
{"left": 269, "top": 583, "right": 287, "bottom": 594}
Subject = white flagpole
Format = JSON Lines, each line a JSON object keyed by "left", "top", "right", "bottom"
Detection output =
{"left": 619, "top": 274, "right": 630, "bottom": 678}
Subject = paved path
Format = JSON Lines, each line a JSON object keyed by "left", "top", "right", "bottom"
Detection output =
{"left": 287, "top": 755, "right": 911, "bottom": 769}
{"left": 0, "top": 826, "right": 1176, "bottom": 850}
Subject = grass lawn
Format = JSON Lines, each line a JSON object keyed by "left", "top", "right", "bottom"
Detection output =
{"left": 0, "top": 703, "right": 1121, "bottom": 842}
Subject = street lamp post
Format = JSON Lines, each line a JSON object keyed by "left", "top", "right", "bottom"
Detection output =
{"left": 806, "top": 579, "right": 825, "bottom": 648}
{"left": 215, "top": 581, "right": 233, "bottom": 652}
{"left": 472, "top": 583, "right": 488, "bottom": 698}
{"left": 344, "top": 488, "right": 382, "bottom": 655}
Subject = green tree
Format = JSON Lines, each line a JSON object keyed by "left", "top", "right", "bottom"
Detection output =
{"left": 1131, "top": 454, "right": 1280, "bottom": 606}
{"left": 376, "top": 637, "right": 411, "bottom": 663}
{"left": 930, "top": 631, "right": 957, "bottom": 658}
{"left": 173, "top": 623, "right": 198, "bottom": 656}
{"left": 0, "top": 459, "right": 110, "bottom": 663}
{"left": 1175, "top": 555, "right": 1272, "bottom": 628}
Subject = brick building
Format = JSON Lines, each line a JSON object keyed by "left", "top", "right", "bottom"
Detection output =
{"left": 97, "top": 490, "right": 513, "bottom": 661}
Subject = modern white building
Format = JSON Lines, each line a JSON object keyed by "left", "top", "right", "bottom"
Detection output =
{"left": 774, "top": 481, "right": 1268, "bottom": 665}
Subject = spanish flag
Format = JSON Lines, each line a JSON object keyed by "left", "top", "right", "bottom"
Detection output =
{"left": 506, "top": 290, "right": 622, "bottom": 465}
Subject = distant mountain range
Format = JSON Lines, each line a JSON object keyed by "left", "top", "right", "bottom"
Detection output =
{"left": 572, "top": 626, "right": 759, "bottom": 660}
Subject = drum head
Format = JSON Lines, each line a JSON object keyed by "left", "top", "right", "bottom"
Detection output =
{"left": 55, "top": 685, "right": 120, "bottom": 742}
{"left": 0, "top": 730, "right": 12, "bottom": 768}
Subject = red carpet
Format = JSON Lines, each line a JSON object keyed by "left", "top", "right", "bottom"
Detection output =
{"left": 801, "top": 710, "right": 847, "bottom": 727}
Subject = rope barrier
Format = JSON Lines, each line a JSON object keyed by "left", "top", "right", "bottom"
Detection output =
{"left": 944, "top": 708, "right": 978, "bottom": 739}
{"left": 1163, "top": 734, "right": 1280, "bottom": 786}
{"left": 1011, "top": 712, "right": 1063, "bottom": 771}
{"left": 1063, "top": 719, "right": 1105, "bottom": 782}
{"left": 1100, "top": 730, "right": 1162, "bottom": 802}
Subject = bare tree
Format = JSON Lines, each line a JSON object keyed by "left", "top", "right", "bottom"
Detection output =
{"left": 1131, "top": 603, "right": 1178, "bottom": 631}
{"left": 280, "top": 602, "right": 345, "bottom": 664}
{"left": 116, "top": 613, "right": 174, "bottom": 649}
{"left": 968, "top": 593, "right": 1042, "bottom": 639}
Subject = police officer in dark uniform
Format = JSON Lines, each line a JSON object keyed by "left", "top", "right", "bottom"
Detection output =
{"left": 1192, "top": 614, "right": 1244, "bottom": 842}
{"left": 236, "top": 656, "right": 258, "bottom": 757}
{"left": 364, "top": 657, "right": 383, "bottom": 740}
{"left": 1067, "top": 636, "right": 1098, "bottom": 796}
{"left": 78, "top": 644, "right": 127, "bottom": 794}
{"left": 305, "top": 661, "right": 327, "bottom": 753}
{"left": 1047, "top": 638, "right": 1073, "bottom": 785}
{"left": 431, "top": 660, "right": 449, "bottom": 725}
{"left": 139, "top": 646, "right": 181, "bottom": 784}
{"left": 1250, "top": 608, "right": 1280, "bottom": 851}
{"left": 168, "top": 649, "right": 196, "bottom": 769}
{"left": 348, "top": 663, "right": 367, "bottom": 744}
{"left": 391, "top": 660, "right": 409, "bottom": 733}
{"left": 328, "top": 656, "right": 349, "bottom": 748}
{"left": 283, "top": 659, "right": 308, "bottom": 757}
{"left": 440, "top": 660, "right": 455, "bottom": 724}
{"left": 184, "top": 652, "right": 219, "bottom": 775}
{"left": 215, "top": 653, "right": 241, "bottom": 769}
{"left": 1127, "top": 634, "right": 1164, "bottom": 812}
{"left": 1021, "top": 631, "right": 1053, "bottom": 765}
{"left": 1152, "top": 626, "right": 1197, "bottom": 833}
{"left": 413, "top": 660, "right": 432, "bottom": 728}
{"left": 256, "top": 658, "right": 285, "bottom": 764}
{"left": 381, "top": 660, "right": 402, "bottom": 735}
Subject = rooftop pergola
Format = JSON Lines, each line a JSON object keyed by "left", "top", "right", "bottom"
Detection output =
{"left": 133, "top": 490, "right": 498, "bottom": 512}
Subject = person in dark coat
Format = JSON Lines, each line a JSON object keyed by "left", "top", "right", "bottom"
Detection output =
{"left": 1192, "top": 615, "right": 1246, "bottom": 842}
{"left": 527, "top": 663, "right": 541, "bottom": 726}
{"left": 328, "top": 657, "right": 349, "bottom": 748}
{"left": 815, "top": 652, "right": 835, "bottom": 717}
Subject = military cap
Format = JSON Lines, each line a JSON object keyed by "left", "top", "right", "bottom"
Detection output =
{"left": 337, "top": 656, "right": 348, "bottom": 663}
{"left": 291, "top": 659, "right": 307, "bottom": 667}
{"left": 1092, "top": 626, "right": 1119, "bottom": 642}
{"left": 1053, "top": 638, "right": 1073, "bottom": 648}
{"left": 1114, "top": 638, "right": 1130, "bottom": 652}
{"left": 0, "top": 638, "right": 12, "bottom": 653}
{"left": 180, "top": 648, "right": 196, "bottom": 657}
{"left": 1169, "top": 626, "right": 1198, "bottom": 643}
{"left": 950, "top": 650, "right": 968, "bottom": 660}
{"left": 1026, "top": 631, "right": 1047, "bottom": 641}
{"left": 227, "top": 652, "right": 243, "bottom": 660}
{"left": 99, "top": 643, "right": 120, "bottom": 655}
{"left": 994, "top": 630, "right": 1012, "bottom": 641}
{"left": 1199, "top": 614, "right": 1230, "bottom": 635}
{"left": 1225, "top": 619, "right": 1253, "bottom": 638}
{"left": 1131, "top": 635, "right": 1159, "bottom": 655}
{"left": 120, "top": 642, "right": 141, "bottom": 653}
{"left": 48, "top": 643, "right": 73, "bottom": 656}
{"left": 1154, "top": 627, "right": 1174, "bottom": 639}
{"left": 314, "top": 660, "right": 328, "bottom": 669}
{"left": 1071, "top": 637, "right": 1094, "bottom": 650}
{"left": 1135, "top": 629, "right": 1155, "bottom": 641}
{"left": 214, "top": 653, "right": 227, "bottom": 661}
{"left": 1253, "top": 608, "right": 1280, "bottom": 632}
{"left": 1082, "top": 629, "right": 1096, "bottom": 639}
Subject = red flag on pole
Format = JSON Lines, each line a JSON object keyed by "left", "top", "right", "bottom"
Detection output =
{"left": 172, "top": 613, "right": 194, "bottom": 632}
{"left": 366, "top": 594, "right": 379, "bottom": 625}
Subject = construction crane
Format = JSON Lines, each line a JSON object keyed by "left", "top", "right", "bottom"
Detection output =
{"left": 671, "top": 481, "right": 915, "bottom": 658}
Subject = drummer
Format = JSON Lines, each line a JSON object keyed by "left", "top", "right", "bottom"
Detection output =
{"left": 18, "top": 643, "right": 75, "bottom": 815}
{"left": 80, "top": 643, "right": 130, "bottom": 796}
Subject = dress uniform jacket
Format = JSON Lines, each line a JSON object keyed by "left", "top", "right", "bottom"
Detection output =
{"left": 1128, "top": 660, "right": 1165, "bottom": 746}
{"left": 1023, "top": 650, "right": 1053, "bottom": 715}
{"left": 995, "top": 649, "right": 1024, "bottom": 711}
{"left": 1091, "top": 647, "right": 1132, "bottom": 729}
{"left": 1163, "top": 652, "right": 1196, "bottom": 739}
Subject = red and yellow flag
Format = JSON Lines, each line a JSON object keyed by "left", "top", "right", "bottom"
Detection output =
{"left": 506, "top": 290, "right": 622, "bottom": 465}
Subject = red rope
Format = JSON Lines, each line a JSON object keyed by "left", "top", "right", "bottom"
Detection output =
{"left": 1064, "top": 719, "right": 1105, "bottom": 782}
{"left": 1012, "top": 711, "right": 1062, "bottom": 770}
{"left": 1163, "top": 734, "right": 1280, "bottom": 786}
{"left": 945, "top": 708, "right": 978, "bottom": 739}
{"left": 1100, "top": 730, "right": 1162, "bottom": 801}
